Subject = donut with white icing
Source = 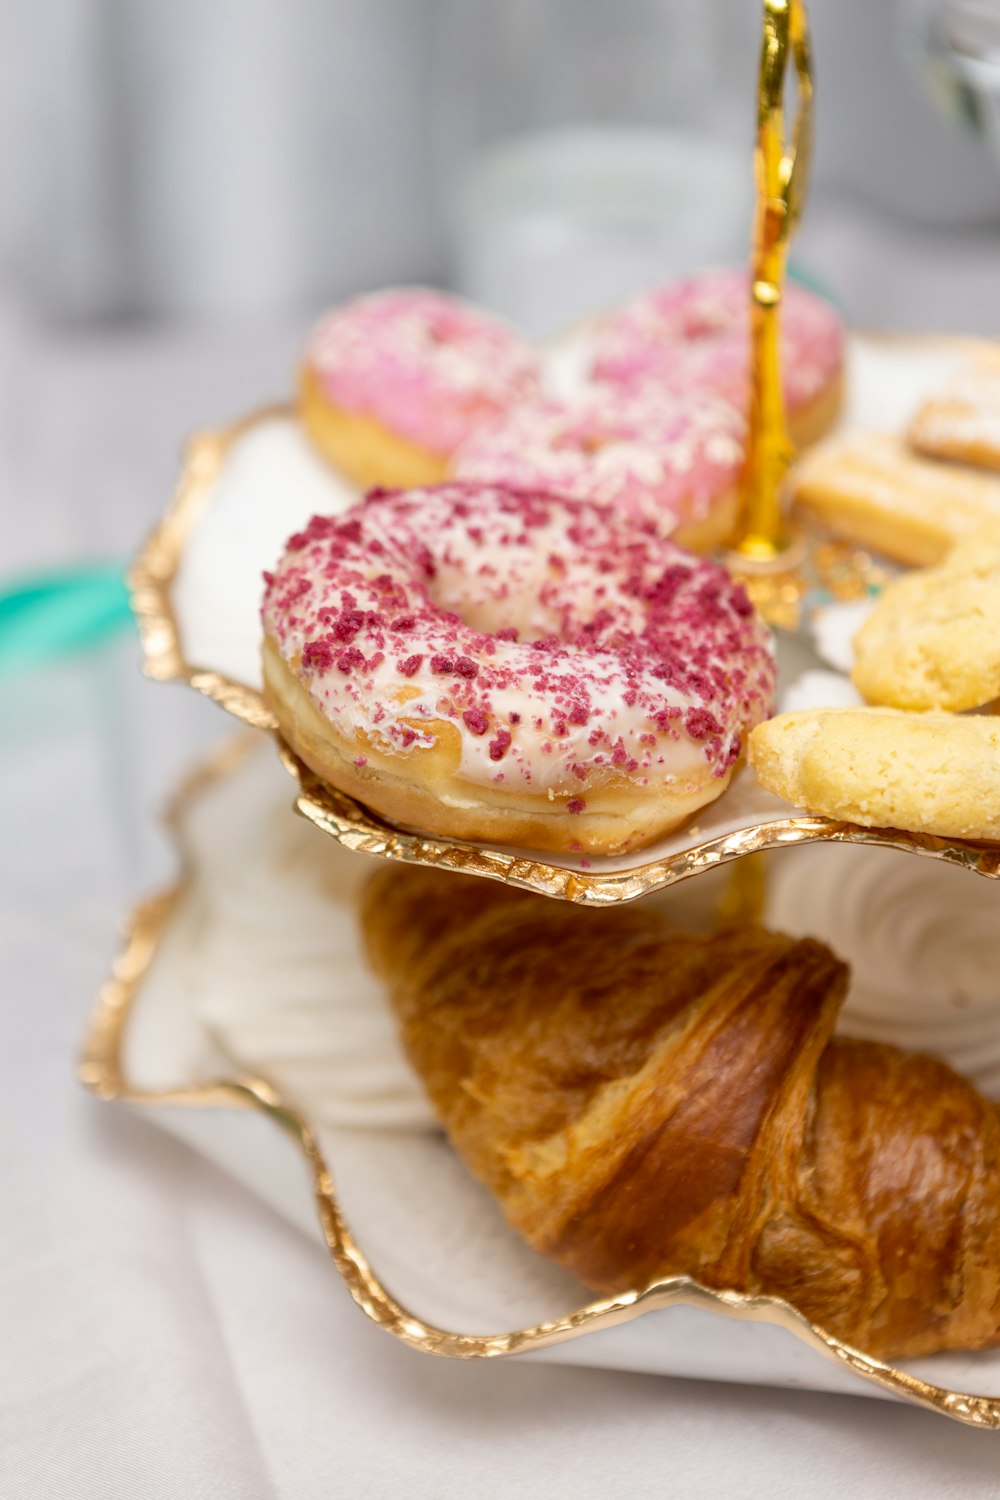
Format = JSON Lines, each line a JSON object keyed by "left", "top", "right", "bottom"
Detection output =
{"left": 589, "top": 270, "right": 844, "bottom": 449}
{"left": 451, "top": 386, "right": 746, "bottom": 553}
{"left": 261, "top": 482, "right": 775, "bottom": 856}
{"left": 299, "top": 288, "right": 542, "bottom": 490}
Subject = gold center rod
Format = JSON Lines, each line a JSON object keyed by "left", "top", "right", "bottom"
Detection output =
{"left": 733, "top": 0, "right": 814, "bottom": 562}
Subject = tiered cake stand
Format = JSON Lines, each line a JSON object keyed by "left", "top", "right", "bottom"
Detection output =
{"left": 81, "top": 328, "right": 1000, "bottom": 1427}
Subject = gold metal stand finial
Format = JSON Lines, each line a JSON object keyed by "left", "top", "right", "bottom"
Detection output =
{"left": 733, "top": 0, "right": 814, "bottom": 564}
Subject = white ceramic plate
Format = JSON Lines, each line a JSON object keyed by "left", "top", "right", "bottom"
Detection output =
{"left": 82, "top": 740, "right": 1000, "bottom": 1426}
{"left": 130, "top": 333, "right": 1000, "bottom": 901}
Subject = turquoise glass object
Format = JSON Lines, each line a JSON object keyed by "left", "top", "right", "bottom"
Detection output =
{"left": 0, "top": 563, "right": 132, "bottom": 672}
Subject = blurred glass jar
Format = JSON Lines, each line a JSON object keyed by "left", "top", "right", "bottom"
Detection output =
{"left": 916, "top": 0, "right": 1000, "bottom": 161}
{"left": 431, "top": 0, "right": 757, "bottom": 334}
{"left": 805, "top": 0, "right": 1000, "bottom": 226}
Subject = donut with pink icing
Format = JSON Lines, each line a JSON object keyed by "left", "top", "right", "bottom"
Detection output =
{"left": 589, "top": 270, "right": 844, "bottom": 447}
{"left": 299, "top": 288, "right": 542, "bottom": 490}
{"left": 261, "top": 482, "right": 775, "bottom": 856}
{"left": 452, "top": 386, "right": 746, "bottom": 553}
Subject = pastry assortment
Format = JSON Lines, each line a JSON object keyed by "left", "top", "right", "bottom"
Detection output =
{"left": 261, "top": 481, "right": 774, "bottom": 855}
{"left": 851, "top": 523, "right": 1000, "bottom": 711}
{"left": 790, "top": 347, "right": 1000, "bottom": 570}
{"left": 363, "top": 864, "right": 1000, "bottom": 1362}
{"left": 128, "top": 245, "right": 1000, "bottom": 1392}
{"left": 107, "top": 0, "right": 1000, "bottom": 1407}
{"left": 790, "top": 430, "right": 1000, "bottom": 566}
{"left": 267, "top": 268, "right": 856, "bottom": 856}
{"left": 279, "top": 273, "right": 1000, "bottom": 859}
{"left": 297, "top": 275, "right": 843, "bottom": 552}
{"left": 451, "top": 387, "right": 746, "bottom": 553}
{"left": 908, "top": 360, "right": 1000, "bottom": 472}
{"left": 758, "top": 350, "right": 1000, "bottom": 845}
{"left": 750, "top": 706, "right": 1000, "bottom": 841}
{"left": 268, "top": 272, "right": 1000, "bottom": 1364}
{"left": 299, "top": 288, "right": 541, "bottom": 490}
{"left": 585, "top": 269, "right": 845, "bottom": 449}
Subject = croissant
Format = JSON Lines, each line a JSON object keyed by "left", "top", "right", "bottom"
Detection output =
{"left": 361, "top": 866, "right": 1000, "bottom": 1361}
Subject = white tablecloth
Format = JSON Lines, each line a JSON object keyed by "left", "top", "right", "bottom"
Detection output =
{"left": 5, "top": 283, "right": 1000, "bottom": 1497}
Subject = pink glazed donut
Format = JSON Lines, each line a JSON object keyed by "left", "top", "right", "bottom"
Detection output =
{"left": 261, "top": 482, "right": 775, "bottom": 856}
{"left": 589, "top": 270, "right": 844, "bottom": 448}
{"left": 299, "top": 288, "right": 542, "bottom": 490}
{"left": 452, "top": 387, "right": 747, "bottom": 553}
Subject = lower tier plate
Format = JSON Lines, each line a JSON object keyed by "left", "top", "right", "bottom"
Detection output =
{"left": 81, "top": 738, "right": 1000, "bottom": 1427}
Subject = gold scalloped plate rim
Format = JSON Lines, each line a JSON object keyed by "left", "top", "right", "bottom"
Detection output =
{"left": 128, "top": 343, "right": 1000, "bottom": 904}
{"left": 127, "top": 407, "right": 284, "bottom": 732}
{"left": 281, "top": 741, "right": 1000, "bottom": 905}
{"left": 78, "top": 759, "right": 1000, "bottom": 1429}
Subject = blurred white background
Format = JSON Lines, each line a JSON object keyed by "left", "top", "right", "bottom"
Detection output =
{"left": 2, "top": 0, "right": 1000, "bottom": 329}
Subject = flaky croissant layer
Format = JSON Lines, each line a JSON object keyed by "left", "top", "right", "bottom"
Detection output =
{"left": 362, "top": 867, "right": 1000, "bottom": 1361}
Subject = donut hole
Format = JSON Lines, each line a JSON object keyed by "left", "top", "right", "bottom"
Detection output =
{"left": 420, "top": 552, "right": 568, "bottom": 644}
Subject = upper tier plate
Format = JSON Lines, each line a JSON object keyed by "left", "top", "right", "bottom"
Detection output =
{"left": 130, "top": 332, "right": 1000, "bottom": 902}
